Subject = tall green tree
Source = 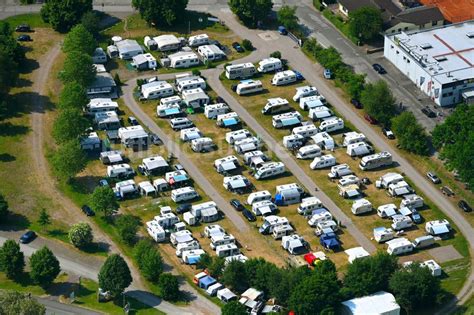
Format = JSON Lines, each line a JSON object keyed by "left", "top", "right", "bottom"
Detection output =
{"left": 229, "top": 0, "right": 273, "bottom": 27}
{"left": 40, "top": 0, "right": 93, "bottom": 32}
{"left": 58, "top": 82, "right": 89, "bottom": 110}
{"left": 68, "top": 222, "right": 93, "bottom": 248}
{"left": 59, "top": 51, "right": 95, "bottom": 87}
{"left": 29, "top": 247, "right": 61, "bottom": 287}
{"left": 0, "top": 240, "right": 25, "bottom": 279}
{"left": 277, "top": 5, "right": 299, "bottom": 30}
{"left": 432, "top": 105, "right": 474, "bottom": 190}
{"left": 90, "top": 186, "right": 118, "bottom": 217}
{"left": 115, "top": 214, "right": 140, "bottom": 245}
{"left": 81, "top": 11, "right": 101, "bottom": 38}
{"left": 0, "top": 291, "right": 45, "bottom": 315}
{"left": 132, "top": 0, "right": 189, "bottom": 26}
{"left": 52, "top": 108, "right": 89, "bottom": 144}
{"left": 98, "top": 254, "right": 132, "bottom": 297}
{"left": 222, "top": 301, "right": 247, "bottom": 315}
{"left": 0, "top": 192, "right": 8, "bottom": 218}
{"left": 391, "top": 111, "right": 429, "bottom": 155}
{"left": 0, "top": 50, "right": 18, "bottom": 95}
{"left": 221, "top": 260, "right": 249, "bottom": 294}
{"left": 62, "top": 24, "right": 96, "bottom": 55}
{"left": 158, "top": 273, "right": 180, "bottom": 301}
{"left": 389, "top": 263, "right": 442, "bottom": 313}
{"left": 37, "top": 208, "right": 51, "bottom": 230}
{"left": 51, "top": 139, "right": 88, "bottom": 181}
{"left": 133, "top": 240, "right": 163, "bottom": 281}
{"left": 360, "top": 80, "right": 397, "bottom": 126}
{"left": 349, "top": 6, "right": 383, "bottom": 42}
{"left": 0, "top": 21, "right": 25, "bottom": 64}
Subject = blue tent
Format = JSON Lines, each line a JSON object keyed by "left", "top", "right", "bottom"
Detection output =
{"left": 320, "top": 233, "right": 340, "bottom": 250}
{"left": 187, "top": 255, "right": 201, "bottom": 265}
{"left": 274, "top": 194, "right": 283, "bottom": 206}
{"left": 164, "top": 107, "right": 180, "bottom": 116}
{"left": 222, "top": 118, "right": 238, "bottom": 127}
{"left": 198, "top": 275, "right": 217, "bottom": 290}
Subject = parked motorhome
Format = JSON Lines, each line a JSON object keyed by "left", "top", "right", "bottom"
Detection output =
{"left": 86, "top": 99, "right": 119, "bottom": 116}
{"left": 172, "top": 117, "right": 194, "bottom": 131}
{"left": 118, "top": 126, "right": 149, "bottom": 148}
{"left": 236, "top": 79, "right": 263, "bottom": 96}
{"left": 225, "top": 63, "right": 256, "bottom": 79}
{"left": 254, "top": 162, "right": 285, "bottom": 180}
{"left": 132, "top": 53, "right": 157, "bottom": 70}
{"left": 283, "top": 134, "right": 305, "bottom": 149}
{"left": 346, "top": 142, "right": 374, "bottom": 157}
{"left": 191, "top": 137, "right": 215, "bottom": 152}
{"left": 257, "top": 57, "right": 282, "bottom": 73}
{"left": 216, "top": 244, "right": 240, "bottom": 258}
{"left": 259, "top": 215, "right": 289, "bottom": 234}
{"left": 297, "top": 197, "right": 323, "bottom": 215}
{"left": 296, "top": 144, "right": 322, "bottom": 159}
{"left": 386, "top": 238, "right": 414, "bottom": 255}
{"left": 216, "top": 112, "right": 240, "bottom": 128}
{"left": 293, "top": 86, "right": 318, "bottom": 102}
{"left": 262, "top": 97, "right": 290, "bottom": 115}
{"left": 282, "top": 234, "right": 307, "bottom": 255}
{"left": 377, "top": 204, "right": 398, "bottom": 218}
{"left": 328, "top": 164, "right": 353, "bottom": 179}
{"left": 359, "top": 151, "right": 393, "bottom": 171}
{"left": 154, "top": 34, "right": 181, "bottom": 51}
{"left": 377, "top": 173, "right": 404, "bottom": 189}
{"left": 154, "top": 212, "right": 179, "bottom": 229}
{"left": 234, "top": 137, "right": 261, "bottom": 154}
{"left": 400, "top": 194, "right": 424, "bottom": 209}
{"left": 373, "top": 227, "right": 394, "bottom": 243}
{"left": 310, "top": 154, "right": 336, "bottom": 169}
{"left": 271, "top": 70, "right": 297, "bottom": 86}
{"left": 425, "top": 220, "right": 451, "bottom": 236}
{"left": 176, "top": 77, "right": 206, "bottom": 92}
{"left": 152, "top": 178, "right": 170, "bottom": 192}
{"left": 143, "top": 36, "right": 157, "bottom": 50}
{"left": 100, "top": 150, "right": 124, "bottom": 165}
{"left": 138, "top": 156, "right": 169, "bottom": 175}
{"left": 311, "top": 132, "right": 335, "bottom": 150}
{"left": 156, "top": 104, "right": 181, "bottom": 118}
{"left": 180, "top": 127, "right": 202, "bottom": 141}
{"left": 183, "top": 212, "right": 197, "bottom": 226}
{"left": 140, "top": 81, "right": 174, "bottom": 100}
{"left": 214, "top": 155, "right": 239, "bottom": 174}
{"left": 146, "top": 221, "right": 166, "bottom": 242}
{"left": 243, "top": 150, "right": 268, "bottom": 165}
{"left": 308, "top": 209, "right": 333, "bottom": 227}
{"left": 210, "top": 234, "right": 236, "bottom": 250}
{"left": 226, "top": 129, "right": 251, "bottom": 144}
{"left": 319, "top": 117, "right": 344, "bottom": 133}
{"left": 182, "top": 88, "right": 210, "bottom": 108}
{"left": 106, "top": 45, "right": 119, "bottom": 58}
{"left": 351, "top": 198, "right": 372, "bottom": 215}
{"left": 107, "top": 163, "right": 134, "bottom": 178}
{"left": 223, "top": 175, "right": 252, "bottom": 193}
{"left": 342, "top": 132, "right": 366, "bottom": 147}
{"left": 391, "top": 215, "right": 413, "bottom": 230}
{"left": 247, "top": 190, "right": 272, "bottom": 205}
{"left": 197, "top": 44, "right": 226, "bottom": 62}
{"left": 114, "top": 180, "right": 138, "bottom": 199}
{"left": 275, "top": 183, "right": 304, "bottom": 206}
{"left": 388, "top": 181, "right": 413, "bottom": 197}
{"left": 252, "top": 200, "right": 277, "bottom": 216}
{"left": 292, "top": 124, "right": 318, "bottom": 138}
{"left": 175, "top": 240, "right": 200, "bottom": 257}
{"left": 95, "top": 111, "right": 121, "bottom": 130}
{"left": 168, "top": 51, "right": 200, "bottom": 68}
{"left": 205, "top": 103, "right": 230, "bottom": 119}
{"left": 299, "top": 95, "right": 324, "bottom": 110}
{"left": 188, "top": 34, "right": 209, "bottom": 47}
{"left": 116, "top": 39, "right": 143, "bottom": 59}
{"left": 338, "top": 175, "right": 360, "bottom": 187}
{"left": 171, "top": 186, "right": 199, "bottom": 203}
{"left": 412, "top": 235, "right": 435, "bottom": 249}
{"left": 309, "top": 106, "right": 333, "bottom": 121}
{"left": 272, "top": 224, "right": 294, "bottom": 239}
{"left": 272, "top": 111, "right": 302, "bottom": 129}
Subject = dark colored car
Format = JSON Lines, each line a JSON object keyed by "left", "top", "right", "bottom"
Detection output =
{"left": 422, "top": 106, "right": 436, "bottom": 118}
{"left": 278, "top": 26, "right": 288, "bottom": 35}
{"left": 16, "top": 24, "right": 31, "bottom": 32}
{"left": 242, "top": 208, "right": 256, "bottom": 222}
{"left": 372, "top": 63, "right": 386, "bottom": 74}
{"left": 17, "top": 34, "right": 32, "bottom": 42}
{"left": 230, "top": 199, "right": 245, "bottom": 211}
{"left": 81, "top": 205, "right": 95, "bottom": 216}
{"left": 231, "top": 84, "right": 237, "bottom": 92}
{"left": 174, "top": 164, "right": 185, "bottom": 171}
{"left": 232, "top": 42, "right": 244, "bottom": 53}
{"left": 149, "top": 133, "right": 162, "bottom": 145}
{"left": 411, "top": 209, "right": 422, "bottom": 224}
{"left": 19, "top": 231, "right": 36, "bottom": 244}
{"left": 177, "top": 203, "right": 192, "bottom": 214}
{"left": 351, "top": 98, "right": 363, "bottom": 109}
{"left": 128, "top": 116, "right": 139, "bottom": 126}
{"left": 364, "top": 114, "right": 378, "bottom": 125}
{"left": 294, "top": 71, "right": 305, "bottom": 81}
{"left": 382, "top": 127, "right": 395, "bottom": 139}
{"left": 216, "top": 96, "right": 226, "bottom": 104}
{"left": 441, "top": 186, "right": 454, "bottom": 197}
{"left": 458, "top": 200, "right": 472, "bottom": 213}
{"left": 99, "top": 179, "right": 109, "bottom": 187}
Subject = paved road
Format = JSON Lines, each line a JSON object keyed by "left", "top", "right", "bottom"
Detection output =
{"left": 38, "top": 298, "right": 102, "bottom": 315}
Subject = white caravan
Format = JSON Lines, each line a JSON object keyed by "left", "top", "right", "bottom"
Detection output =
{"left": 107, "top": 164, "right": 134, "bottom": 178}
{"left": 180, "top": 127, "right": 202, "bottom": 141}
{"left": 300, "top": 95, "right": 325, "bottom": 111}
{"left": 156, "top": 104, "right": 182, "bottom": 118}
{"left": 292, "top": 124, "right": 319, "bottom": 138}
{"left": 271, "top": 70, "right": 297, "bottom": 86}
{"left": 247, "top": 190, "right": 272, "bottom": 205}
{"left": 210, "top": 234, "right": 236, "bottom": 250}
{"left": 160, "top": 95, "right": 181, "bottom": 107}
{"left": 262, "top": 97, "right": 291, "bottom": 115}
{"left": 351, "top": 198, "right": 372, "bottom": 215}
{"left": 168, "top": 51, "right": 200, "bottom": 69}
{"left": 412, "top": 235, "right": 435, "bottom": 249}
{"left": 310, "top": 154, "right": 336, "bottom": 169}
{"left": 236, "top": 79, "right": 263, "bottom": 95}
{"left": 338, "top": 175, "right": 360, "bottom": 187}
{"left": 342, "top": 132, "right": 367, "bottom": 147}
{"left": 191, "top": 137, "right": 215, "bottom": 152}
{"left": 391, "top": 214, "right": 414, "bottom": 230}
{"left": 171, "top": 117, "right": 194, "bottom": 131}
{"left": 225, "top": 63, "right": 256, "bottom": 80}
{"left": 257, "top": 57, "right": 282, "bottom": 73}
{"left": 296, "top": 144, "right": 322, "bottom": 159}
{"left": 146, "top": 221, "right": 166, "bottom": 242}
{"left": 283, "top": 134, "right": 305, "bottom": 150}
{"left": 308, "top": 106, "right": 333, "bottom": 121}
{"left": 175, "top": 240, "right": 200, "bottom": 257}
{"left": 170, "top": 230, "right": 193, "bottom": 246}
{"left": 216, "top": 244, "right": 240, "bottom": 258}
{"left": 388, "top": 181, "right": 413, "bottom": 197}
{"left": 359, "top": 151, "right": 393, "bottom": 171}
{"left": 234, "top": 137, "right": 261, "bottom": 154}
{"left": 319, "top": 117, "right": 344, "bottom": 133}
{"left": 293, "top": 86, "right": 318, "bottom": 102}
{"left": 272, "top": 224, "right": 294, "bottom": 240}
{"left": 225, "top": 129, "right": 251, "bottom": 144}
{"left": 308, "top": 209, "right": 333, "bottom": 227}
{"left": 377, "top": 204, "right": 398, "bottom": 218}
{"left": 140, "top": 81, "right": 174, "bottom": 100}
{"left": 176, "top": 77, "right": 206, "bottom": 92}
{"left": 272, "top": 111, "right": 303, "bottom": 129}
{"left": 188, "top": 33, "right": 209, "bottom": 47}
{"left": 425, "top": 220, "right": 451, "bottom": 236}
{"left": 346, "top": 142, "right": 374, "bottom": 157}
{"left": 259, "top": 215, "right": 289, "bottom": 234}
{"left": 171, "top": 186, "right": 199, "bottom": 202}
{"left": 311, "top": 132, "right": 335, "bottom": 150}
{"left": 373, "top": 227, "right": 395, "bottom": 243}
{"left": 328, "top": 164, "right": 353, "bottom": 179}
{"left": 386, "top": 238, "right": 414, "bottom": 255}
{"left": 282, "top": 234, "right": 307, "bottom": 255}
{"left": 400, "top": 194, "right": 424, "bottom": 209}
{"left": 377, "top": 173, "right": 404, "bottom": 189}
{"left": 297, "top": 197, "right": 323, "bottom": 215}
{"left": 252, "top": 200, "right": 277, "bottom": 216}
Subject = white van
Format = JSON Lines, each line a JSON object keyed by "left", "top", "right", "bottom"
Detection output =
{"left": 328, "top": 164, "right": 352, "bottom": 179}
{"left": 296, "top": 144, "right": 322, "bottom": 159}
{"left": 272, "top": 224, "right": 294, "bottom": 240}
{"left": 216, "top": 244, "right": 240, "bottom": 258}
{"left": 191, "top": 137, "right": 215, "bottom": 152}
{"left": 171, "top": 186, "right": 199, "bottom": 203}
{"left": 342, "top": 132, "right": 366, "bottom": 147}
{"left": 373, "top": 227, "right": 394, "bottom": 243}
{"left": 175, "top": 240, "right": 200, "bottom": 257}
{"left": 225, "top": 129, "right": 251, "bottom": 145}
{"left": 319, "top": 117, "right": 344, "bottom": 133}
{"left": 391, "top": 215, "right": 413, "bottom": 231}
{"left": 160, "top": 95, "right": 181, "bottom": 107}
{"left": 297, "top": 197, "right": 322, "bottom": 215}
{"left": 247, "top": 190, "right": 272, "bottom": 205}
{"left": 346, "top": 142, "right": 374, "bottom": 157}
{"left": 386, "top": 238, "right": 414, "bottom": 256}
{"left": 293, "top": 86, "right": 318, "bottom": 102}
{"left": 262, "top": 98, "right": 291, "bottom": 115}
{"left": 257, "top": 57, "right": 283, "bottom": 73}
{"left": 310, "top": 154, "right": 336, "bottom": 169}
{"left": 107, "top": 164, "right": 134, "bottom": 178}
{"left": 311, "top": 132, "right": 335, "bottom": 150}
{"left": 210, "top": 234, "right": 236, "bottom": 250}
{"left": 204, "top": 103, "right": 229, "bottom": 119}
{"left": 412, "top": 235, "right": 435, "bottom": 249}
{"left": 351, "top": 198, "right": 372, "bottom": 215}
{"left": 309, "top": 106, "right": 333, "bottom": 121}
{"left": 359, "top": 151, "right": 393, "bottom": 171}
{"left": 236, "top": 79, "right": 263, "bottom": 96}
{"left": 283, "top": 134, "right": 305, "bottom": 149}
{"left": 292, "top": 124, "right": 319, "bottom": 138}
{"left": 170, "top": 117, "right": 194, "bottom": 130}
{"left": 271, "top": 70, "right": 297, "bottom": 86}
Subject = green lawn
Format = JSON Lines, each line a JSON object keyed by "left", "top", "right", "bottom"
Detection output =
{"left": 3, "top": 13, "right": 49, "bottom": 28}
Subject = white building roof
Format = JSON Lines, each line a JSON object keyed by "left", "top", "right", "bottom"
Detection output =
{"left": 169, "top": 51, "right": 199, "bottom": 62}
{"left": 341, "top": 291, "right": 400, "bottom": 315}
{"left": 154, "top": 34, "right": 180, "bottom": 49}
{"left": 197, "top": 44, "right": 225, "bottom": 57}
{"left": 116, "top": 39, "right": 143, "bottom": 54}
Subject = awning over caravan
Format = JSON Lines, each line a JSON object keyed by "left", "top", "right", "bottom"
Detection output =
{"left": 384, "top": 207, "right": 397, "bottom": 217}
{"left": 399, "top": 207, "right": 412, "bottom": 216}
{"left": 175, "top": 234, "right": 193, "bottom": 244}
{"left": 185, "top": 131, "right": 201, "bottom": 140}
{"left": 187, "top": 255, "right": 201, "bottom": 265}
{"left": 201, "top": 208, "right": 218, "bottom": 218}
{"left": 230, "top": 179, "right": 246, "bottom": 189}
{"left": 239, "top": 143, "right": 257, "bottom": 152}
{"left": 393, "top": 187, "right": 410, "bottom": 196}
{"left": 164, "top": 108, "right": 180, "bottom": 115}
{"left": 220, "top": 162, "right": 237, "bottom": 171}
{"left": 259, "top": 206, "right": 272, "bottom": 216}
{"left": 345, "top": 189, "right": 360, "bottom": 198}
{"left": 222, "top": 118, "right": 238, "bottom": 126}
{"left": 108, "top": 154, "right": 123, "bottom": 163}
{"left": 432, "top": 225, "right": 450, "bottom": 235}
{"left": 281, "top": 117, "right": 300, "bottom": 126}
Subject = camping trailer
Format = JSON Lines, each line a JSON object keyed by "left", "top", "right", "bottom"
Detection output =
{"left": 400, "top": 194, "right": 424, "bottom": 209}
{"left": 197, "top": 44, "right": 226, "bottom": 62}
{"left": 132, "top": 53, "right": 157, "bottom": 70}
{"left": 338, "top": 175, "right": 360, "bottom": 187}
{"left": 234, "top": 137, "right": 261, "bottom": 154}
{"left": 140, "top": 81, "right": 174, "bottom": 100}
{"left": 176, "top": 77, "right": 206, "bottom": 92}
{"left": 425, "top": 220, "right": 451, "bottom": 236}
{"left": 107, "top": 163, "right": 134, "bottom": 178}
{"left": 272, "top": 111, "right": 302, "bottom": 129}
{"left": 188, "top": 34, "right": 209, "bottom": 47}
{"left": 257, "top": 57, "right": 282, "bottom": 73}
{"left": 153, "top": 34, "right": 181, "bottom": 51}
{"left": 252, "top": 200, "right": 277, "bottom": 216}
{"left": 225, "top": 63, "right": 256, "bottom": 80}
{"left": 247, "top": 190, "right": 272, "bottom": 205}
{"left": 168, "top": 51, "right": 200, "bottom": 68}
{"left": 346, "top": 142, "right": 374, "bottom": 157}
{"left": 214, "top": 155, "right": 239, "bottom": 174}
{"left": 388, "top": 181, "right": 413, "bottom": 197}
{"left": 114, "top": 180, "right": 138, "bottom": 199}
{"left": 180, "top": 127, "right": 202, "bottom": 141}
{"left": 412, "top": 235, "right": 435, "bottom": 249}
{"left": 377, "top": 173, "right": 404, "bottom": 189}
{"left": 210, "top": 234, "right": 236, "bottom": 250}
{"left": 171, "top": 186, "right": 199, "bottom": 203}
{"left": 296, "top": 144, "right": 322, "bottom": 159}
{"left": 297, "top": 197, "right": 322, "bottom": 215}
{"left": 308, "top": 106, "right": 333, "bottom": 121}
{"left": 223, "top": 175, "right": 251, "bottom": 193}
{"left": 146, "top": 221, "right": 166, "bottom": 242}
{"left": 299, "top": 95, "right": 325, "bottom": 111}
{"left": 421, "top": 260, "right": 442, "bottom": 277}
{"left": 373, "top": 227, "right": 395, "bottom": 243}
{"left": 308, "top": 209, "right": 333, "bottom": 227}
{"left": 254, "top": 162, "right": 285, "bottom": 180}
{"left": 100, "top": 150, "right": 124, "bottom": 165}
{"left": 115, "top": 39, "right": 143, "bottom": 59}
{"left": 292, "top": 124, "right": 319, "bottom": 139}
{"left": 226, "top": 129, "right": 251, "bottom": 144}
{"left": 310, "top": 154, "right": 336, "bottom": 169}
{"left": 319, "top": 117, "right": 344, "bottom": 133}
{"left": 328, "top": 164, "right": 353, "bottom": 179}
{"left": 377, "top": 204, "right": 398, "bottom": 218}
{"left": 311, "top": 132, "right": 335, "bottom": 150}
{"left": 86, "top": 99, "right": 119, "bottom": 116}
{"left": 156, "top": 104, "right": 182, "bottom": 118}
{"left": 143, "top": 36, "right": 157, "bottom": 50}
{"left": 262, "top": 97, "right": 291, "bottom": 115}
{"left": 236, "top": 79, "right": 263, "bottom": 96}
{"left": 386, "top": 238, "right": 414, "bottom": 255}
{"left": 172, "top": 118, "right": 195, "bottom": 131}
{"left": 391, "top": 215, "right": 413, "bottom": 231}
{"left": 282, "top": 234, "right": 307, "bottom": 255}
{"left": 293, "top": 86, "right": 318, "bottom": 102}
{"left": 271, "top": 70, "right": 297, "bottom": 86}
{"left": 216, "top": 244, "right": 240, "bottom": 258}
{"left": 351, "top": 198, "right": 372, "bottom": 215}
{"left": 118, "top": 126, "right": 149, "bottom": 148}
{"left": 272, "top": 224, "right": 294, "bottom": 240}
{"left": 191, "top": 137, "right": 215, "bottom": 152}
{"left": 259, "top": 215, "right": 289, "bottom": 234}
{"left": 94, "top": 111, "right": 121, "bottom": 130}
{"left": 243, "top": 150, "right": 268, "bottom": 165}
{"left": 182, "top": 249, "right": 206, "bottom": 265}
{"left": 342, "top": 132, "right": 367, "bottom": 147}
{"left": 283, "top": 134, "right": 305, "bottom": 149}
{"left": 153, "top": 213, "right": 179, "bottom": 229}
{"left": 359, "top": 151, "right": 393, "bottom": 171}
{"left": 139, "top": 156, "right": 169, "bottom": 175}
{"left": 182, "top": 88, "right": 210, "bottom": 108}
{"left": 216, "top": 112, "right": 240, "bottom": 128}
{"left": 205, "top": 103, "right": 230, "bottom": 119}
{"left": 170, "top": 230, "right": 193, "bottom": 246}
{"left": 275, "top": 183, "right": 304, "bottom": 206}
{"left": 175, "top": 240, "right": 200, "bottom": 257}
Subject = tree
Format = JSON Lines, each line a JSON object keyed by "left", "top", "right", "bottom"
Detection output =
{"left": 29, "top": 247, "right": 61, "bottom": 287}
{"left": 391, "top": 112, "right": 429, "bottom": 155}
{"left": 37, "top": 208, "right": 51, "bottom": 230}
{"left": 0, "top": 21, "right": 25, "bottom": 64}
{"left": 62, "top": 24, "right": 96, "bottom": 55}
{"left": 360, "top": 80, "right": 396, "bottom": 126}
{"left": 115, "top": 215, "right": 140, "bottom": 245}
{"left": 0, "top": 240, "right": 25, "bottom": 279}
{"left": 270, "top": 51, "right": 281, "bottom": 59}
{"left": 58, "top": 82, "right": 89, "bottom": 110}
{"left": 277, "top": 5, "right": 298, "bottom": 30}
{"left": 0, "top": 50, "right": 18, "bottom": 95}
{"left": 241, "top": 39, "right": 253, "bottom": 51}
{"left": 208, "top": 256, "right": 226, "bottom": 279}
{"left": 389, "top": 263, "right": 442, "bottom": 313}
{"left": 0, "top": 192, "right": 8, "bottom": 218}
{"left": 40, "top": 0, "right": 93, "bottom": 32}
{"left": 81, "top": 11, "right": 101, "bottom": 38}
{"left": 132, "top": 0, "right": 188, "bottom": 26}
{"left": 90, "top": 186, "right": 118, "bottom": 217}
{"left": 59, "top": 51, "right": 95, "bottom": 87}
{"left": 68, "top": 222, "right": 93, "bottom": 248}
{"left": 51, "top": 139, "right": 88, "bottom": 181}
{"left": 98, "top": 254, "right": 132, "bottom": 297}
{"left": 222, "top": 301, "right": 247, "bottom": 315}
{"left": 221, "top": 260, "right": 249, "bottom": 294}
{"left": 158, "top": 273, "right": 180, "bottom": 301}
{"left": 133, "top": 240, "right": 163, "bottom": 281}
{"left": 0, "top": 291, "right": 45, "bottom": 315}
{"left": 348, "top": 6, "right": 383, "bottom": 42}
{"left": 229, "top": 0, "right": 273, "bottom": 28}
{"left": 432, "top": 105, "right": 474, "bottom": 191}
{"left": 52, "top": 108, "right": 89, "bottom": 144}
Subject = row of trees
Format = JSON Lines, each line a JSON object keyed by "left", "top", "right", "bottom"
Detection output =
{"left": 40, "top": 0, "right": 93, "bottom": 32}
{"left": 229, "top": 0, "right": 273, "bottom": 28}
{"left": 348, "top": 7, "right": 383, "bottom": 43}
{"left": 0, "top": 291, "right": 45, "bottom": 315}
{"left": 132, "top": 0, "right": 189, "bottom": 27}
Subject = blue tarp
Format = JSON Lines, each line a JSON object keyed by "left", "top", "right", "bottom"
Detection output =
{"left": 174, "top": 174, "right": 188, "bottom": 182}
{"left": 164, "top": 108, "right": 180, "bottom": 115}
{"left": 187, "top": 255, "right": 201, "bottom": 265}
{"left": 199, "top": 276, "right": 217, "bottom": 289}
{"left": 274, "top": 194, "right": 283, "bottom": 205}
{"left": 223, "top": 118, "right": 238, "bottom": 126}
{"left": 281, "top": 117, "right": 300, "bottom": 126}
{"left": 320, "top": 237, "right": 340, "bottom": 250}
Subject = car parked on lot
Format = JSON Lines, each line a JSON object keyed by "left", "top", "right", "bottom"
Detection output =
{"left": 426, "top": 172, "right": 441, "bottom": 184}
{"left": 177, "top": 203, "right": 192, "bottom": 214}
{"left": 19, "top": 231, "right": 36, "bottom": 244}
{"left": 351, "top": 98, "right": 363, "bottom": 109}
{"left": 149, "top": 133, "right": 162, "bottom": 145}
{"left": 174, "top": 164, "right": 185, "bottom": 171}
{"left": 441, "top": 186, "right": 454, "bottom": 196}
{"left": 230, "top": 199, "right": 245, "bottom": 211}
{"left": 422, "top": 107, "right": 436, "bottom": 118}
{"left": 411, "top": 209, "right": 422, "bottom": 224}
{"left": 294, "top": 71, "right": 305, "bottom": 81}
{"left": 128, "top": 116, "right": 139, "bottom": 126}
{"left": 382, "top": 127, "right": 395, "bottom": 139}
{"left": 81, "top": 205, "right": 95, "bottom": 216}
{"left": 99, "top": 179, "right": 109, "bottom": 187}
{"left": 242, "top": 208, "right": 256, "bottom": 222}
{"left": 232, "top": 42, "right": 244, "bottom": 53}
{"left": 364, "top": 114, "right": 378, "bottom": 125}
{"left": 458, "top": 200, "right": 472, "bottom": 213}
{"left": 17, "top": 34, "right": 32, "bottom": 41}
{"left": 16, "top": 24, "right": 32, "bottom": 32}
{"left": 278, "top": 26, "right": 288, "bottom": 35}
{"left": 372, "top": 63, "right": 386, "bottom": 74}
{"left": 323, "top": 69, "right": 332, "bottom": 79}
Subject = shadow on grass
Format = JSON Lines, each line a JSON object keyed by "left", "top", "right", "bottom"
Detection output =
{"left": 80, "top": 242, "right": 111, "bottom": 255}
{"left": 0, "top": 212, "right": 31, "bottom": 231}
{"left": 0, "top": 153, "right": 16, "bottom": 162}
{"left": 0, "top": 91, "right": 54, "bottom": 121}
{"left": 0, "top": 122, "right": 30, "bottom": 137}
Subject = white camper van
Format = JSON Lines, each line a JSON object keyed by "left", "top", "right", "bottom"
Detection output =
{"left": 247, "top": 190, "right": 272, "bottom": 205}
{"left": 311, "top": 132, "right": 335, "bottom": 150}
{"left": 391, "top": 215, "right": 413, "bottom": 231}
{"left": 180, "top": 127, "right": 202, "bottom": 142}
{"left": 377, "top": 204, "right": 398, "bottom": 218}
{"left": 140, "top": 81, "right": 174, "bottom": 100}
{"left": 210, "top": 234, "right": 236, "bottom": 250}
{"left": 388, "top": 181, "right": 413, "bottom": 197}
{"left": 319, "top": 117, "right": 344, "bottom": 133}
{"left": 171, "top": 117, "right": 194, "bottom": 131}
{"left": 262, "top": 98, "right": 291, "bottom": 115}
{"left": 282, "top": 234, "right": 307, "bottom": 255}
{"left": 315, "top": 220, "right": 338, "bottom": 236}
{"left": 257, "top": 57, "right": 283, "bottom": 73}
{"left": 214, "top": 155, "right": 239, "bottom": 174}
{"left": 297, "top": 197, "right": 322, "bottom": 215}
{"left": 299, "top": 95, "right": 325, "bottom": 111}
{"left": 171, "top": 186, "right": 199, "bottom": 202}
{"left": 308, "top": 106, "right": 333, "bottom": 121}
{"left": 225, "top": 63, "right": 256, "bottom": 80}
{"left": 292, "top": 124, "right": 319, "bottom": 138}
{"left": 236, "top": 80, "right": 263, "bottom": 95}
{"left": 225, "top": 129, "right": 251, "bottom": 145}
{"left": 373, "top": 227, "right": 394, "bottom": 243}
{"left": 160, "top": 95, "right": 182, "bottom": 107}
{"left": 191, "top": 137, "right": 215, "bottom": 152}
{"left": 272, "top": 111, "right": 302, "bottom": 129}
{"left": 293, "top": 86, "right": 318, "bottom": 102}
{"left": 328, "top": 164, "right": 353, "bottom": 179}
{"left": 412, "top": 235, "right": 435, "bottom": 249}
{"left": 146, "top": 221, "right": 166, "bottom": 242}
{"left": 359, "top": 151, "right": 393, "bottom": 171}
{"left": 271, "top": 70, "right": 297, "bottom": 86}
{"left": 205, "top": 103, "right": 230, "bottom": 119}
{"left": 338, "top": 175, "right": 360, "bottom": 187}
{"left": 296, "top": 144, "right": 322, "bottom": 159}
{"left": 308, "top": 209, "right": 333, "bottom": 227}
{"left": 386, "top": 238, "right": 414, "bottom": 255}
{"left": 351, "top": 198, "right": 372, "bottom": 215}
{"left": 342, "top": 132, "right": 366, "bottom": 147}
{"left": 310, "top": 154, "right": 336, "bottom": 169}
{"left": 346, "top": 142, "right": 374, "bottom": 157}
{"left": 283, "top": 134, "right": 305, "bottom": 149}
{"left": 377, "top": 173, "right": 404, "bottom": 189}
{"left": 254, "top": 162, "right": 286, "bottom": 180}
{"left": 188, "top": 34, "right": 209, "bottom": 47}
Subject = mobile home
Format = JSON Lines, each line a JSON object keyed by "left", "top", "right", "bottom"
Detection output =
{"left": 391, "top": 215, "right": 413, "bottom": 230}
{"left": 211, "top": 234, "right": 236, "bottom": 250}
{"left": 176, "top": 77, "right": 206, "bottom": 92}
{"left": 140, "top": 81, "right": 174, "bottom": 100}
{"left": 377, "top": 173, "right": 404, "bottom": 189}
{"left": 257, "top": 57, "right": 282, "bottom": 73}
{"left": 283, "top": 134, "right": 305, "bottom": 149}
{"left": 247, "top": 190, "right": 272, "bottom": 205}
{"left": 308, "top": 106, "right": 333, "bottom": 121}
{"left": 272, "top": 224, "right": 294, "bottom": 239}
{"left": 377, "top": 204, "right": 398, "bottom": 218}
{"left": 197, "top": 44, "right": 226, "bottom": 62}
{"left": 86, "top": 99, "right": 119, "bottom": 116}
{"left": 154, "top": 34, "right": 181, "bottom": 52}
{"left": 299, "top": 95, "right": 324, "bottom": 111}
{"left": 311, "top": 132, "right": 335, "bottom": 150}
{"left": 191, "top": 137, "right": 215, "bottom": 152}
{"left": 254, "top": 162, "right": 285, "bottom": 180}
{"left": 226, "top": 129, "right": 251, "bottom": 144}
{"left": 296, "top": 144, "right": 322, "bottom": 159}
{"left": 275, "top": 183, "right": 304, "bottom": 206}
{"left": 346, "top": 142, "right": 374, "bottom": 157}
{"left": 328, "top": 163, "right": 353, "bottom": 179}
{"left": 132, "top": 53, "right": 157, "bottom": 70}
{"left": 262, "top": 97, "right": 291, "bottom": 115}
{"left": 139, "top": 156, "right": 169, "bottom": 175}
{"left": 400, "top": 194, "right": 424, "bottom": 209}
{"left": 272, "top": 111, "right": 302, "bottom": 129}
{"left": 373, "top": 227, "right": 394, "bottom": 243}
{"left": 205, "top": 103, "right": 230, "bottom": 119}
{"left": 225, "top": 63, "right": 256, "bottom": 80}
{"left": 342, "top": 132, "right": 366, "bottom": 147}
{"left": 297, "top": 197, "right": 322, "bottom": 215}
{"left": 188, "top": 34, "right": 209, "bottom": 47}
{"left": 359, "top": 151, "right": 393, "bottom": 171}
{"left": 160, "top": 95, "right": 181, "bottom": 107}
{"left": 171, "top": 186, "right": 199, "bottom": 203}
{"left": 310, "top": 154, "right": 336, "bottom": 169}
{"left": 236, "top": 79, "right": 263, "bottom": 96}
{"left": 351, "top": 198, "right": 372, "bottom": 215}
{"left": 319, "top": 117, "right": 344, "bottom": 133}
{"left": 386, "top": 238, "right": 414, "bottom": 255}
{"left": 425, "top": 219, "right": 451, "bottom": 236}
{"left": 293, "top": 86, "right": 318, "bottom": 102}
{"left": 168, "top": 51, "right": 200, "bottom": 68}
{"left": 292, "top": 124, "right": 318, "bottom": 138}
{"left": 271, "top": 70, "right": 297, "bottom": 86}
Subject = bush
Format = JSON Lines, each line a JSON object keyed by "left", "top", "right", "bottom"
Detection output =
{"left": 115, "top": 215, "right": 140, "bottom": 245}
{"left": 270, "top": 51, "right": 282, "bottom": 59}
{"left": 29, "top": 247, "right": 61, "bottom": 287}
{"left": 391, "top": 112, "right": 429, "bottom": 155}
{"left": 68, "top": 222, "right": 93, "bottom": 248}
{"left": 134, "top": 240, "right": 163, "bottom": 281}
{"left": 0, "top": 240, "right": 25, "bottom": 279}
{"left": 159, "top": 273, "right": 180, "bottom": 301}
{"left": 192, "top": 69, "right": 201, "bottom": 76}
{"left": 242, "top": 39, "right": 254, "bottom": 51}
